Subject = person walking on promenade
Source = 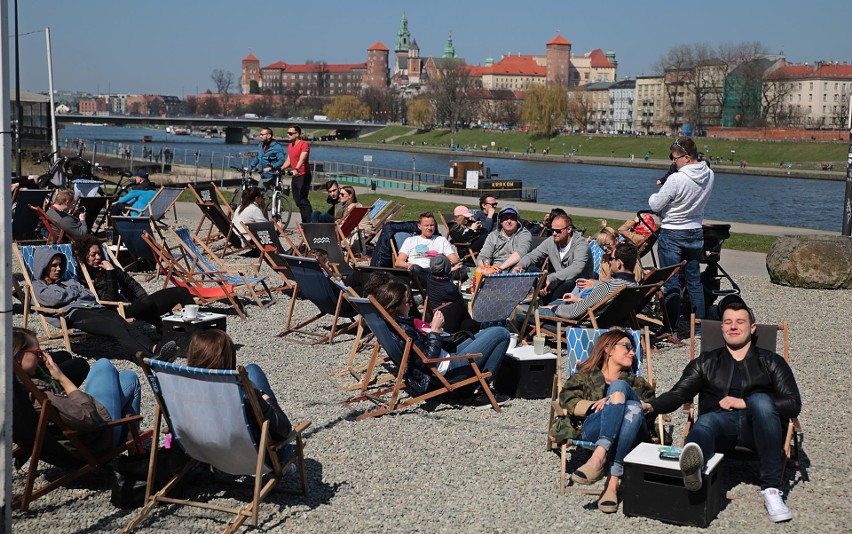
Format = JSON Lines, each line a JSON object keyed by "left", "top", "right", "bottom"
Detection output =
{"left": 648, "top": 137, "right": 714, "bottom": 335}
{"left": 281, "top": 125, "right": 313, "bottom": 224}
{"left": 245, "top": 127, "right": 285, "bottom": 190}
{"left": 643, "top": 295, "right": 800, "bottom": 523}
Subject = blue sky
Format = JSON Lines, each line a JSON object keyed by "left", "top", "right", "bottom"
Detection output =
{"left": 13, "top": 0, "right": 852, "bottom": 97}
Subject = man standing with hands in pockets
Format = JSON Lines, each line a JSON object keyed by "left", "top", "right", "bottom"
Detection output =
{"left": 281, "top": 125, "right": 313, "bottom": 224}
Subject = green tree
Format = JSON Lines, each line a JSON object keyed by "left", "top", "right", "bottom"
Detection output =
{"left": 323, "top": 95, "right": 370, "bottom": 120}
{"left": 407, "top": 97, "right": 434, "bottom": 129}
{"left": 521, "top": 83, "right": 568, "bottom": 136}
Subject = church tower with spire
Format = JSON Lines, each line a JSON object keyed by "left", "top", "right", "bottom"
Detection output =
{"left": 394, "top": 14, "right": 411, "bottom": 79}
{"left": 442, "top": 32, "right": 456, "bottom": 59}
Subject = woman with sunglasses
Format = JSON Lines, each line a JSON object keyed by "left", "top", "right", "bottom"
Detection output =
{"left": 13, "top": 327, "right": 141, "bottom": 454}
{"left": 553, "top": 329, "right": 657, "bottom": 513}
{"left": 336, "top": 185, "right": 361, "bottom": 221}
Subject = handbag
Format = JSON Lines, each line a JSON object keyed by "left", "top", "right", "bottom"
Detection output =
{"left": 110, "top": 447, "right": 188, "bottom": 509}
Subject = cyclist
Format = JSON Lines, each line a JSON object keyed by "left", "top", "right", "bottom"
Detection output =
{"left": 244, "top": 127, "right": 285, "bottom": 191}
{"left": 280, "top": 125, "right": 313, "bottom": 224}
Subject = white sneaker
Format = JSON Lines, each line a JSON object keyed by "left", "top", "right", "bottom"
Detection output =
{"left": 762, "top": 488, "right": 792, "bottom": 522}
{"left": 679, "top": 442, "right": 704, "bottom": 491}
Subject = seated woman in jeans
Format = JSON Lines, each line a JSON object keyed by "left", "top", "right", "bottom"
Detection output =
{"left": 371, "top": 280, "right": 509, "bottom": 406}
{"left": 556, "top": 329, "right": 656, "bottom": 513}
{"left": 185, "top": 330, "right": 295, "bottom": 460}
{"left": 13, "top": 327, "right": 141, "bottom": 454}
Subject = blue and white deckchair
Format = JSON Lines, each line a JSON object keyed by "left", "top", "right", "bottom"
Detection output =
{"left": 124, "top": 357, "right": 310, "bottom": 533}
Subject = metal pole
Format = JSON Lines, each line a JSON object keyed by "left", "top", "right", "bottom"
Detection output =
{"left": 45, "top": 27, "right": 58, "bottom": 159}
{"left": 1, "top": 0, "right": 15, "bottom": 526}
{"left": 13, "top": 0, "right": 21, "bottom": 179}
{"left": 843, "top": 96, "right": 852, "bottom": 236}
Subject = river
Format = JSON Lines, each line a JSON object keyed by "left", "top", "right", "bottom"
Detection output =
{"left": 59, "top": 124, "right": 843, "bottom": 231}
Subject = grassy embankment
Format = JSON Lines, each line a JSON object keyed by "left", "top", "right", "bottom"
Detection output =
{"left": 335, "top": 126, "right": 847, "bottom": 170}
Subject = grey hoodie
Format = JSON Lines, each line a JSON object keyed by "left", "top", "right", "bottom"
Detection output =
{"left": 648, "top": 161, "right": 714, "bottom": 230}
{"left": 31, "top": 248, "right": 101, "bottom": 326}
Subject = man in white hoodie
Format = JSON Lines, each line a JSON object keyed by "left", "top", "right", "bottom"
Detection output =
{"left": 648, "top": 137, "right": 714, "bottom": 333}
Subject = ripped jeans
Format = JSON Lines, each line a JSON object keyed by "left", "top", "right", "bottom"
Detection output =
{"left": 580, "top": 379, "right": 649, "bottom": 477}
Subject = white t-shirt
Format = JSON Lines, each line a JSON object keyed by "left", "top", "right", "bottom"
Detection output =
{"left": 232, "top": 203, "right": 267, "bottom": 245}
{"left": 399, "top": 235, "right": 454, "bottom": 269}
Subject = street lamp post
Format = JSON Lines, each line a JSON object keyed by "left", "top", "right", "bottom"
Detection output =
{"left": 411, "top": 155, "right": 416, "bottom": 190}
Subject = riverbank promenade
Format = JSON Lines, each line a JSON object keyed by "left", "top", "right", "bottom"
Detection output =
{"left": 11, "top": 190, "right": 850, "bottom": 534}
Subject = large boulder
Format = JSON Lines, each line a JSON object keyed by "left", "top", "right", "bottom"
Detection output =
{"left": 766, "top": 235, "right": 852, "bottom": 289}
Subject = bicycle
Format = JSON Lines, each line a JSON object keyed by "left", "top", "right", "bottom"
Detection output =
{"left": 32, "top": 150, "right": 103, "bottom": 190}
{"left": 230, "top": 166, "right": 295, "bottom": 230}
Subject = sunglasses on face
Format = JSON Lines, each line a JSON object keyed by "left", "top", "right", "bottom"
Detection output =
{"left": 551, "top": 226, "right": 570, "bottom": 234}
{"left": 21, "top": 348, "right": 47, "bottom": 359}
{"left": 614, "top": 342, "right": 634, "bottom": 352}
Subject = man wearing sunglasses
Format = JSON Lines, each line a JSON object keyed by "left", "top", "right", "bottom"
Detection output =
{"left": 649, "top": 136, "right": 714, "bottom": 334}
{"left": 472, "top": 194, "right": 499, "bottom": 233}
{"left": 281, "top": 125, "right": 313, "bottom": 224}
{"left": 513, "top": 213, "right": 593, "bottom": 302}
{"left": 245, "top": 127, "right": 285, "bottom": 189}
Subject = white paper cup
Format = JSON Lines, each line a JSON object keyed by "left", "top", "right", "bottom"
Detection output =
{"left": 507, "top": 333, "right": 519, "bottom": 351}
{"left": 183, "top": 305, "right": 199, "bottom": 319}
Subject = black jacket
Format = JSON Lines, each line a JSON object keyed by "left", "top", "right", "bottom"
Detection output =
{"left": 91, "top": 267, "right": 147, "bottom": 303}
{"left": 650, "top": 345, "right": 801, "bottom": 419}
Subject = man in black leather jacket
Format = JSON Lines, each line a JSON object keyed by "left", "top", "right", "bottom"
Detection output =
{"left": 643, "top": 295, "right": 800, "bottom": 523}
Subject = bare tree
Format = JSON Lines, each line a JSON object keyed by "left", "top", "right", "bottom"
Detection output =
{"left": 711, "top": 42, "right": 768, "bottom": 125}
{"left": 566, "top": 87, "right": 594, "bottom": 132}
{"left": 761, "top": 73, "right": 798, "bottom": 127}
{"left": 521, "top": 84, "right": 568, "bottom": 136}
{"left": 655, "top": 46, "right": 694, "bottom": 134}
{"left": 210, "top": 69, "right": 235, "bottom": 115}
{"left": 428, "top": 59, "right": 478, "bottom": 133}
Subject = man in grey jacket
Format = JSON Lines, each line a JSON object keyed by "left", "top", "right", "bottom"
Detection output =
{"left": 46, "top": 189, "right": 88, "bottom": 239}
{"left": 648, "top": 137, "right": 714, "bottom": 332}
{"left": 477, "top": 206, "right": 532, "bottom": 272}
{"left": 513, "top": 214, "right": 593, "bottom": 302}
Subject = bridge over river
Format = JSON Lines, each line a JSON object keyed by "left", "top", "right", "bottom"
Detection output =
{"left": 55, "top": 114, "right": 383, "bottom": 143}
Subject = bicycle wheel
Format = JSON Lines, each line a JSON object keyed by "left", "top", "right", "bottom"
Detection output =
{"left": 271, "top": 192, "right": 294, "bottom": 229}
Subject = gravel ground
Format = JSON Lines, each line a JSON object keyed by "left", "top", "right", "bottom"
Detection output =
{"left": 10, "top": 214, "right": 852, "bottom": 533}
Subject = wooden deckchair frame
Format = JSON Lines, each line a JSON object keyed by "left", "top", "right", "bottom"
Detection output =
{"left": 30, "top": 205, "right": 67, "bottom": 244}
{"left": 240, "top": 220, "right": 296, "bottom": 292}
{"left": 195, "top": 202, "right": 254, "bottom": 257}
{"left": 123, "top": 357, "right": 310, "bottom": 533}
{"left": 188, "top": 182, "right": 234, "bottom": 243}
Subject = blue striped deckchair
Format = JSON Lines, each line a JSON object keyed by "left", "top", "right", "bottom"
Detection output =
{"left": 124, "top": 357, "right": 310, "bottom": 532}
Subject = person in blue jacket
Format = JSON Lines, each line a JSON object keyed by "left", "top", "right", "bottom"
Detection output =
{"left": 244, "top": 127, "right": 285, "bottom": 189}
{"left": 109, "top": 169, "right": 158, "bottom": 216}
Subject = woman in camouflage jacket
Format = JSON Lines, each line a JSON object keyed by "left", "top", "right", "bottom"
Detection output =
{"left": 554, "top": 329, "right": 656, "bottom": 513}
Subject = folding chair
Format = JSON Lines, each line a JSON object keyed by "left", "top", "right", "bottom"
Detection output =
{"left": 14, "top": 243, "right": 87, "bottom": 351}
{"left": 469, "top": 272, "right": 544, "bottom": 330}
{"left": 300, "top": 223, "right": 356, "bottom": 276}
{"left": 338, "top": 205, "right": 370, "bottom": 240}
{"left": 241, "top": 221, "right": 296, "bottom": 292}
{"left": 188, "top": 182, "right": 234, "bottom": 242}
{"left": 76, "top": 195, "right": 111, "bottom": 234}
{"left": 363, "top": 202, "right": 405, "bottom": 246}
{"left": 365, "top": 199, "right": 390, "bottom": 221}
{"left": 111, "top": 216, "right": 159, "bottom": 272}
{"left": 546, "top": 324, "right": 661, "bottom": 494}
{"left": 12, "top": 362, "right": 146, "bottom": 511}
{"left": 685, "top": 316, "right": 803, "bottom": 477}
{"left": 588, "top": 239, "right": 606, "bottom": 279}
{"left": 389, "top": 231, "right": 414, "bottom": 266}
{"left": 12, "top": 189, "right": 52, "bottom": 243}
{"left": 437, "top": 211, "right": 478, "bottom": 265}
{"left": 195, "top": 202, "right": 253, "bottom": 257}
{"left": 123, "top": 357, "right": 310, "bottom": 533}
{"left": 142, "top": 231, "right": 250, "bottom": 320}
{"left": 168, "top": 226, "right": 273, "bottom": 309}
{"left": 635, "top": 261, "right": 686, "bottom": 342}
{"left": 77, "top": 244, "right": 136, "bottom": 319}
{"left": 30, "top": 205, "right": 67, "bottom": 244}
{"left": 345, "top": 296, "right": 501, "bottom": 420}
{"left": 277, "top": 255, "right": 359, "bottom": 345}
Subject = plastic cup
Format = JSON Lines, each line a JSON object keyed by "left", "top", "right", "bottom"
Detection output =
{"left": 533, "top": 335, "right": 546, "bottom": 355}
{"left": 183, "top": 305, "right": 199, "bottom": 320}
{"left": 507, "top": 333, "right": 519, "bottom": 351}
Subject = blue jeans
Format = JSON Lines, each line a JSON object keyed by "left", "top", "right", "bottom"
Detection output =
{"left": 657, "top": 228, "right": 705, "bottom": 325}
{"left": 84, "top": 359, "right": 142, "bottom": 446}
{"left": 245, "top": 363, "right": 278, "bottom": 405}
{"left": 311, "top": 211, "right": 335, "bottom": 223}
{"left": 444, "top": 326, "right": 510, "bottom": 383}
{"left": 581, "top": 380, "right": 649, "bottom": 477}
{"left": 685, "top": 392, "right": 784, "bottom": 490}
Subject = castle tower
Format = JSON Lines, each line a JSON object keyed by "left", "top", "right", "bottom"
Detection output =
{"left": 605, "top": 50, "right": 618, "bottom": 68}
{"left": 546, "top": 35, "right": 571, "bottom": 86}
{"left": 365, "top": 42, "right": 390, "bottom": 89}
{"left": 408, "top": 39, "right": 421, "bottom": 84}
{"left": 442, "top": 32, "right": 456, "bottom": 59}
{"left": 241, "top": 52, "right": 260, "bottom": 94}
{"left": 394, "top": 14, "right": 411, "bottom": 76}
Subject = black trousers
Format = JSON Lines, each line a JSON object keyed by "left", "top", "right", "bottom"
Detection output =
{"left": 125, "top": 287, "right": 195, "bottom": 327}
{"left": 67, "top": 307, "right": 154, "bottom": 359}
{"left": 42, "top": 351, "right": 89, "bottom": 387}
{"left": 291, "top": 173, "right": 313, "bottom": 224}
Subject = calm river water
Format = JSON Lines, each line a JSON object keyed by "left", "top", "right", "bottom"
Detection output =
{"left": 60, "top": 124, "right": 843, "bottom": 231}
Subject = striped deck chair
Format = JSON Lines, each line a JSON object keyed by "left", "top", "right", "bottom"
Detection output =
{"left": 277, "top": 255, "right": 359, "bottom": 345}
{"left": 124, "top": 357, "right": 310, "bottom": 533}
{"left": 588, "top": 239, "right": 606, "bottom": 279}
{"left": 12, "top": 189, "right": 52, "bottom": 243}
{"left": 169, "top": 226, "right": 272, "bottom": 309}
{"left": 546, "top": 325, "right": 661, "bottom": 494}
{"left": 344, "top": 296, "right": 501, "bottom": 420}
{"left": 15, "top": 243, "right": 86, "bottom": 351}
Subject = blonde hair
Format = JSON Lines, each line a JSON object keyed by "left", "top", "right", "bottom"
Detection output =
{"left": 54, "top": 189, "right": 75, "bottom": 205}
{"left": 594, "top": 220, "right": 618, "bottom": 248}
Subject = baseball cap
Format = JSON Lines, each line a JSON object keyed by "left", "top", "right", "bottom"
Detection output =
{"left": 134, "top": 169, "right": 150, "bottom": 179}
{"left": 429, "top": 254, "right": 452, "bottom": 277}
{"left": 717, "top": 294, "right": 755, "bottom": 322}
{"left": 453, "top": 205, "right": 473, "bottom": 218}
{"left": 499, "top": 206, "right": 519, "bottom": 219}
